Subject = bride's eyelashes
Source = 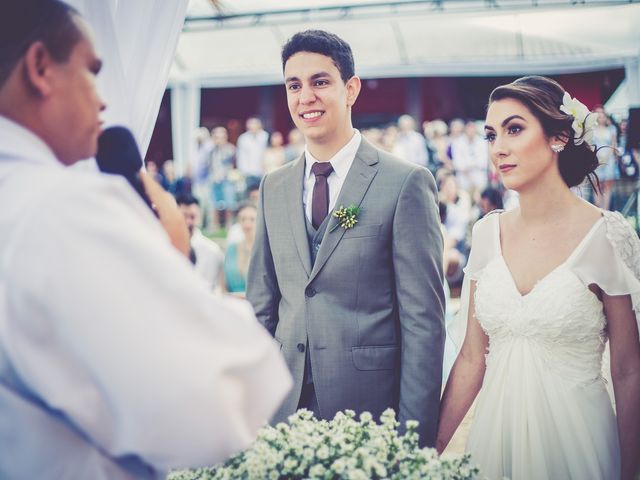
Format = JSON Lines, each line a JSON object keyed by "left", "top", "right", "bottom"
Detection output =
{"left": 483, "top": 129, "right": 496, "bottom": 142}
{"left": 506, "top": 123, "right": 524, "bottom": 136}
{"left": 483, "top": 123, "right": 524, "bottom": 143}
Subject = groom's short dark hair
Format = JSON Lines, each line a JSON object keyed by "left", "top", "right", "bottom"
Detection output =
{"left": 0, "top": 0, "right": 82, "bottom": 88}
{"left": 281, "top": 30, "right": 355, "bottom": 83}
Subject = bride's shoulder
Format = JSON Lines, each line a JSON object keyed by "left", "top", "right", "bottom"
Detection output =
{"left": 473, "top": 208, "right": 504, "bottom": 231}
{"left": 601, "top": 210, "right": 640, "bottom": 269}
{"left": 602, "top": 210, "right": 637, "bottom": 238}
{"left": 469, "top": 209, "right": 504, "bottom": 246}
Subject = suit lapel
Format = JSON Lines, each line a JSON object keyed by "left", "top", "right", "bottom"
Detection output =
{"left": 308, "top": 138, "right": 379, "bottom": 283}
{"left": 287, "top": 153, "right": 312, "bottom": 277}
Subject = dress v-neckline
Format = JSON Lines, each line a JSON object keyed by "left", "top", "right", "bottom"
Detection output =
{"left": 493, "top": 212, "right": 604, "bottom": 298}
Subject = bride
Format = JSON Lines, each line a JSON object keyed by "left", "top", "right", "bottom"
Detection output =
{"left": 436, "top": 76, "right": 640, "bottom": 480}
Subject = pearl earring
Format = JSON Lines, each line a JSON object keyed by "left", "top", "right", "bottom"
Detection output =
{"left": 551, "top": 144, "right": 564, "bottom": 153}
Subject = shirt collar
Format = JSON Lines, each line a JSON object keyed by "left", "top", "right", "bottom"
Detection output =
{"left": 0, "top": 115, "right": 62, "bottom": 168}
{"left": 304, "top": 129, "right": 361, "bottom": 181}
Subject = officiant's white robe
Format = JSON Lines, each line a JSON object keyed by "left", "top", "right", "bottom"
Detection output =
{"left": 0, "top": 115, "right": 291, "bottom": 479}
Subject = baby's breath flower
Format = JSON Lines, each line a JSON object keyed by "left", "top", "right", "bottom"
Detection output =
{"left": 347, "top": 469, "right": 368, "bottom": 480}
{"left": 169, "top": 408, "right": 479, "bottom": 480}
{"left": 359, "top": 411, "right": 373, "bottom": 423}
{"left": 331, "top": 458, "right": 347, "bottom": 474}
{"left": 309, "top": 464, "right": 326, "bottom": 478}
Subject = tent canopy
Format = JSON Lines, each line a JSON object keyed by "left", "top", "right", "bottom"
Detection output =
{"left": 171, "top": 0, "right": 640, "bottom": 87}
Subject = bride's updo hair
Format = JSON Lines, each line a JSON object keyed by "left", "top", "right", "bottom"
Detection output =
{"left": 488, "top": 76, "right": 600, "bottom": 190}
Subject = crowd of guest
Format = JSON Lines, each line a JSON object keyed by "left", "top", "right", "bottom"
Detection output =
{"left": 361, "top": 109, "right": 635, "bottom": 289}
{"left": 147, "top": 107, "right": 637, "bottom": 297}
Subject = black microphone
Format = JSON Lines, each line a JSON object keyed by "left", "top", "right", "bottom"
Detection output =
{"left": 96, "top": 126, "right": 155, "bottom": 212}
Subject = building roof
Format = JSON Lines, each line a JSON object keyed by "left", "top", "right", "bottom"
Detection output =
{"left": 170, "top": 0, "right": 640, "bottom": 87}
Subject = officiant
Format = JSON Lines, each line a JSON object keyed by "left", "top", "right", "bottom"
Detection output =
{"left": 0, "top": 1, "right": 291, "bottom": 478}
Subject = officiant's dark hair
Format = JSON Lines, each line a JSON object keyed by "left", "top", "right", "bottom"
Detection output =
{"left": 281, "top": 30, "right": 355, "bottom": 83}
{"left": 0, "top": 0, "right": 82, "bottom": 88}
{"left": 488, "top": 76, "right": 600, "bottom": 191}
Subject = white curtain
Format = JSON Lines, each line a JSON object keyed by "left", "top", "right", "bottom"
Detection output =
{"left": 66, "top": 0, "right": 189, "bottom": 156}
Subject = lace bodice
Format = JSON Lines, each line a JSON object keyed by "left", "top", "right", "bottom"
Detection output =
{"left": 449, "top": 210, "right": 640, "bottom": 374}
{"left": 475, "top": 255, "right": 607, "bottom": 387}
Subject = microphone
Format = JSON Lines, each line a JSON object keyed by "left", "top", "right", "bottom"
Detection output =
{"left": 96, "top": 126, "right": 155, "bottom": 212}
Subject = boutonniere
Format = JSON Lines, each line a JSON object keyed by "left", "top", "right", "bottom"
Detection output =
{"left": 329, "top": 204, "right": 361, "bottom": 232}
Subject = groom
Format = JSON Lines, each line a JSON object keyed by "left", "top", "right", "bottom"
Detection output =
{"left": 247, "top": 30, "right": 445, "bottom": 447}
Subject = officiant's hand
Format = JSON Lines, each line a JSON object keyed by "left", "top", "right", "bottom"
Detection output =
{"left": 139, "top": 170, "right": 190, "bottom": 258}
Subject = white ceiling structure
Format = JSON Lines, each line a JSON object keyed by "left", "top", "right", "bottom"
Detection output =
{"left": 171, "top": 0, "right": 640, "bottom": 88}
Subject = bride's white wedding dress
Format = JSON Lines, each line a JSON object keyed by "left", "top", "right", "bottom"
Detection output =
{"left": 451, "top": 210, "right": 640, "bottom": 480}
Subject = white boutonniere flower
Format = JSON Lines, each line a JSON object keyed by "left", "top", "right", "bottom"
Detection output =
{"left": 559, "top": 92, "right": 596, "bottom": 147}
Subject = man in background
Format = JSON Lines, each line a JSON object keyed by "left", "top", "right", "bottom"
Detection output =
{"left": 236, "top": 116, "right": 268, "bottom": 192}
{"left": 450, "top": 119, "right": 489, "bottom": 197}
{"left": 178, "top": 194, "right": 224, "bottom": 290}
{"left": 395, "top": 114, "right": 428, "bottom": 167}
{"left": 0, "top": 1, "right": 290, "bottom": 478}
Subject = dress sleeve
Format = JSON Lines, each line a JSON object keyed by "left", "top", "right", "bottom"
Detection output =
{"left": 6, "top": 173, "right": 292, "bottom": 472}
{"left": 448, "top": 211, "right": 501, "bottom": 350}
{"left": 572, "top": 210, "right": 640, "bottom": 332}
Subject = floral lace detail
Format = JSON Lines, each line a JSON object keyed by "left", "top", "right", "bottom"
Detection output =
{"left": 475, "top": 257, "right": 606, "bottom": 388}
{"left": 603, "top": 210, "right": 640, "bottom": 315}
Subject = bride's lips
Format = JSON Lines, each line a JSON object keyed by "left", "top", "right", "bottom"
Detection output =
{"left": 499, "top": 164, "right": 516, "bottom": 173}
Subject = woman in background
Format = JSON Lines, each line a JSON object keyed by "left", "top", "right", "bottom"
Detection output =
{"left": 223, "top": 203, "right": 257, "bottom": 296}
{"left": 592, "top": 106, "right": 618, "bottom": 210}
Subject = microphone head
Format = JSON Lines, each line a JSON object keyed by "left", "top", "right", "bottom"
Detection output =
{"left": 96, "top": 126, "right": 143, "bottom": 176}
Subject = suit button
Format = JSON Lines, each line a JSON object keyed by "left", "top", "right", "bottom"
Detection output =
{"left": 305, "top": 287, "right": 316, "bottom": 297}
{"left": 297, "top": 343, "right": 305, "bottom": 352}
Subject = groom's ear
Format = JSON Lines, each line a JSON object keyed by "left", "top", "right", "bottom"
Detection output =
{"left": 345, "top": 75, "right": 361, "bottom": 108}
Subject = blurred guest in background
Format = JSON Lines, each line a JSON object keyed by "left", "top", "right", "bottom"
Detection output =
{"left": 395, "top": 114, "right": 428, "bottom": 167}
{"left": 206, "top": 126, "right": 237, "bottom": 230}
{"left": 161, "top": 159, "right": 191, "bottom": 196}
{"left": 478, "top": 187, "right": 504, "bottom": 218}
{"left": 450, "top": 119, "right": 489, "bottom": 199}
{"left": 223, "top": 203, "right": 257, "bottom": 296}
{"left": 424, "top": 119, "right": 453, "bottom": 175}
{"left": 178, "top": 194, "right": 224, "bottom": 291}
{"left": 446, "top": 118, "right": 465, "bottom": 160}
{"left": 264, "top": 131, "right": 286, "bottom": 174}
{"left": 437, "top": 170, "right": 472, "bottom": 259}
{"left": 284, "top": 128, "right": 305, "bottom": 163}
{"left": 236, "top": 116, "right": 268, "bottom": 192}
{"left": 592, "top": 106, "right": 618, "bottom": 210}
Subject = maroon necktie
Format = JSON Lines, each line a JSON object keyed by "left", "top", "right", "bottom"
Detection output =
{"left": 311, "top": 162, "right": 334, "bottom": 229}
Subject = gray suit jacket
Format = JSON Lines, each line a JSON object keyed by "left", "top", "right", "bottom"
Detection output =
{"left": 247, "top": 137, "right": 445, "bottom": 446}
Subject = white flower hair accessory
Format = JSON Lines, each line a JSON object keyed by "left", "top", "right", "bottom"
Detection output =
{"left": 559, "top": 92, "right": 597, "bottom": 148}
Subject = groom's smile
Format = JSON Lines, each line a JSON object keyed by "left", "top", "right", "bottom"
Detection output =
{"left": 300, "top": 110, "right": 324, "bottom": 121}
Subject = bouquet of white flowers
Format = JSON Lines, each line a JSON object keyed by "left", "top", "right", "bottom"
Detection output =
{"left": 168, "top": 408, "right": 479, "bottom": 480}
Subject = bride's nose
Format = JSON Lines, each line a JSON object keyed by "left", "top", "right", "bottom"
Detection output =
{"left": 492, "top": 135, "right": 509, "bottom": 157}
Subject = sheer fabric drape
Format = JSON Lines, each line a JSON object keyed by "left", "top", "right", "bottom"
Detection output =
{"left": 66, "top": 0, "right": 189, "bottom": 155}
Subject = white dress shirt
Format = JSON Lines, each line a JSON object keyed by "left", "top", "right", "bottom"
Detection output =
{"left": 191, "top": 229, "right": 224, "bottom": 290}
{"left": 395, "top": 130, "right": 427, "bottom": 167}
{"left": 0, "top": 116, "right": 291, "bottom": 479}
{"left": 450, "top": 134, "right": 489, "bottom": 192}
{"left": 236, "top": 130, "right": 268, "bottom": 177}
{"left": 302, "top": 130, "right": 362, "bottom": 224}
